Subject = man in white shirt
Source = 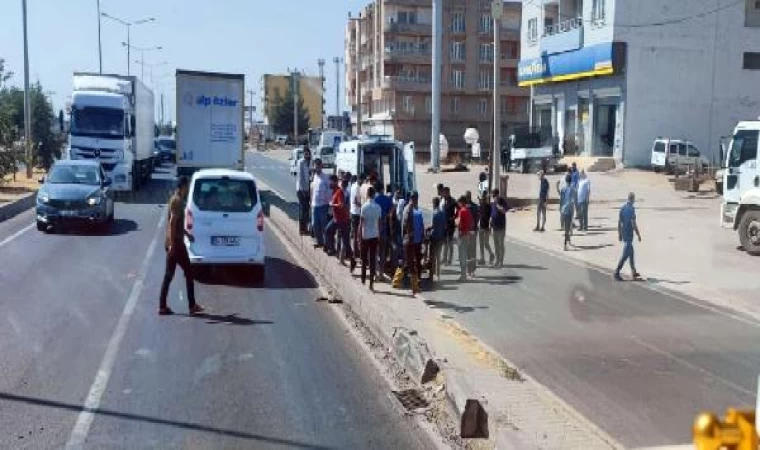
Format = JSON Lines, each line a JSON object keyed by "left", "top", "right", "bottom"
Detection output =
{"left": 295, "top": 146, "right": 312, "bottom": 234}
{"left": 310, "top": 158, "right": 331, "bottom": 247}
{"left": 359, "top": 186, "right": 381, "bottom": 291}
{"left": 576, "top": 170, "right": 591, "bottom": 231}
{"left": 349, "top": 174, "right": 364, "bottom": 264}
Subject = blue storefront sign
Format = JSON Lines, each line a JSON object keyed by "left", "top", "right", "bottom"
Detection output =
{"left": 518, "top": 42, "right": 615, "bottom": 87}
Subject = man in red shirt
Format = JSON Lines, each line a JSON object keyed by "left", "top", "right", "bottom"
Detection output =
{"left": 324, "top": 175, "right": 353, "bottom": 265}
{"left": 455, "top": 195, "right": 474, "bottom": 281}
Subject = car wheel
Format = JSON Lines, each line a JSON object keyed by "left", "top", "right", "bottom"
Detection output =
{"left": 36, "top": 220, "right": 47, "bottom": 232}
{"left": 738, "top": 210, "right": 760, "bottom": 256}
{"left": 716, "top": 181, "right": 723, "bottom": 196}
{"left": 654, "top": 167, "right": 661, "bottom": 173}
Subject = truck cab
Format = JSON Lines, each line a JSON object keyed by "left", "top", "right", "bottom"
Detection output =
{"left": 721, "top": 120, "right": 760, "bottom": 255}
{"left": 335, "top": 136, "right": 416, "bottom": 196}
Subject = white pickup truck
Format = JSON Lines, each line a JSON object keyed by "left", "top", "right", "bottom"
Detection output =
{"left": 721, "top": 119, "right": 760, "bottom": 255}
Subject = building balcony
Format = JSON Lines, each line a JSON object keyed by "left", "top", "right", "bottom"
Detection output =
{"left": 384, "top": 0, "right": 430, "bottom": 6}
{"left": 385, "top": 22, "right": 432, "bottom": 36}
{"left": 499, "top": 85, "right": 528, "bottom": 96}
{"left": 385, "top": 48, "right": 432, "bottom": 65}
{"left": 500, "top": 56, "right": 518, "bottom": 68}
{"left": 383, "top": 76, "right": 431, "bottom": 92}
{"left": 541, "top": 17, "right": 583, "bottom": 55}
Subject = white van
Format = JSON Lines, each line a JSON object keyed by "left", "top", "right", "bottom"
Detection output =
{"left": 651, "top": 138, "right": 707, "bottom": 173}
{"left": 184, "top": 169, "right": 265, "bottom": 279}
{"left": 289, "top": 147, "right": 305, "bottom": 176}
{"left": 334, "top": 136, "right": 417, "bottom": 195}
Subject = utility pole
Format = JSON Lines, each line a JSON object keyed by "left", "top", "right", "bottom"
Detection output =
{"left": 492, "top": 0, "right": 503, "bottom": 188}
{"left": 355, "top": 17, "right": 362, "bottom": 136}
{"left": 22, "top": 0, "right": 32, "bottom": 179}
{"left": 430, "top": 0, "right": 443, "bottom": 172}
{"left": 160, "top": 93, "right": 165, "bottom": 127}
{"left": 97, "top": 0, "right": 102, "bottom": 73}
{"left": 292, "top": 70, "right": 300, "bottom": 144}
{"left": 318, "top": 59, "right": 325, "bottom": 129}
{"left": 246, "top": 89, "right": 254, "bottom": 140}
{"left": 334, "top": 57, "right": 341, "bottom": 117}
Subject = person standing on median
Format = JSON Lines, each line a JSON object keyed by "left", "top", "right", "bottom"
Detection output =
{"left": 374, "top": 183, "right": 393, "bottom": 280}
{"left": 159, "top": 176, "right": 204, "bottom": 316}
{"left": 465, "top": 191, "right": 479, "bottom": 276}
{"left": 615, "top": 192, "right": 642, "bottom": 281}
{"left": 349, "top": 174, "right": 363, "bottom": 265}
{"left": 534, "top": 170, "right": 549, "bottom": 232}
{"left": 310, "top": 158, "right": 331, "bottom": 248}
{"left": 393, "top": 191, "right": 422, "bottom": 295}
{"left": 324, "top": 175, "right": 352, "bottom": 266}
{"left": 443, "top": 187, "right": 457, "bottom": 265}
{"left": 576, "top": 170, "right": 591, "bottom": 231}
{"left": 359, "top": 186, "right": 381, "bottom": 291}
{"left": 490, "top": 188, "right": 508, "bottom": 268}
{"left": 456, "top": 195, "right": 475, "bottom": 281}
{"left": 477, "top": 193, "right": 494, "bottom": 266}
{"left": 430, "top": 197, "right": 447, "bottom": 281}
{"left": 295, "top": 146, "right": 312, "bottom": 235}
{"left": 558, "top": 173, "right": 576, "bottom": 251}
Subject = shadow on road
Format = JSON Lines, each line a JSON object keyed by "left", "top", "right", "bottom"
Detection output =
{"left": 0, "top": 392, "right": 332, "bottom": 449}
{"left": 423, "top": 299, "right": 489, "bottom": 314}
{"left": 570, "top": 243, "right": 614, "bottom": 251}
{"left": 115, "top": 178, "right": 175, "bottom": 206}
{"left": 259, "top": 190, "right": 298, "bottom": 221}
{"left": 52, "top": 218, "right": 139, "bottom": 237}
{"left": 502, "top": 264, "right": 547, "bottom": 270}
{"left": 195, "top": 257, "right": 318, "bottom": 290}
{"left": 179, "top": 312, "right": 274, "bottom": 326}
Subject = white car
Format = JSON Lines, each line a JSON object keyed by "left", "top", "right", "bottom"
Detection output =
{"left": 289, "top": 147, "right": 305, "bottom": 176}
{"left": 184, "top": 169, "right": 265, "bottom": 279}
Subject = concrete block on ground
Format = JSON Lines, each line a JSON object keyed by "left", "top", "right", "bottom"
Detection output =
{"left": 0, "top": 192, "right": 36, "bottom": 223}
{"left": 390, "top": 328, "right": 439, "bottom": 385}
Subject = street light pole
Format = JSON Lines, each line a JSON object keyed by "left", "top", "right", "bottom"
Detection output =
{"left": 492, "top": 0, "right": 503, "bottom": 188}
{"left": 318, "top": 58, "right": 325, "bottom": 128}
{"left": 246, "top": 89, "right": 254, "bottom": 140}
{"left": 333, "top": 57, "right": 341, "bottom": 117}
{"left": 101, "top": 13, "right": 154, "bottom": 76}
{"left": 22, "top": 0, "right": 32, "bottom": 179}
{"left": 97, "top": 0, "right": 102, "bottom": 73}
{"left": 430, "top": 0, "right": 443, "bottom": 172}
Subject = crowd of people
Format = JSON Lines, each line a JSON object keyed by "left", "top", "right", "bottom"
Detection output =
{"left": 295, "top": 146, "right": 513, "bottom": 295}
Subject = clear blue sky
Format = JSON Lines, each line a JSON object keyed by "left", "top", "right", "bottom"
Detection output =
{"left": 0, "top": 0, "right": 369, "bottom": 122}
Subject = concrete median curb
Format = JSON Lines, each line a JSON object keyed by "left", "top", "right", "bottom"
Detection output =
{"left": 258, "top": 180, "right": 621, "bottom": 449}
{"left": 0, "top": 192, "right": 36, "bottom": 223}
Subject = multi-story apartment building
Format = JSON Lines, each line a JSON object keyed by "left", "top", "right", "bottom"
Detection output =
{"left": 519, "top": 0, "right": 760, "bottom": 166}
{"left": 345, "top": 0, "right": 529, "bottom": 160}
{"left": 261, "top": 74, "right": 324, "bottom": 131}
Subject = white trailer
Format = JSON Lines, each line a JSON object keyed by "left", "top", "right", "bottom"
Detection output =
{"left": 175, "top": 70, "right": 245, "bottom": 177}
{"left": 68, "top": 73, "right": 155, "bottom": 191}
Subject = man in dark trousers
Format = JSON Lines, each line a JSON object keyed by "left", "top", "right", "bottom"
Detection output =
{"left": 296, "top": 146, "right": 312, "bottom": 235}
{"left": 159, "top": 176, "right": 204, "bottom": 316}
{"left": 534, "top": 170, "right": 549, "bottom": 232}
{"left": 443, "top": 187, "right": 457, "bottom": 265}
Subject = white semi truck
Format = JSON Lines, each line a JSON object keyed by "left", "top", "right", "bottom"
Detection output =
{"left": 68, "top": 73, "right": 155, "bottom": 191}
{"left": 721, "top": 119, "right": 760, "bottom": 255}
{"left": 175, "top": 70, "right": 245, "bottom": 177}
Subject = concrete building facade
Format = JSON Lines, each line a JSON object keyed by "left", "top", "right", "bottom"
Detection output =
{"left": 519, "top": 0, "right": 760, "bottom": 167}
{"left": 345, "top": 0, "right": 530, "bottom": 160}
{"left": 262, "top": 74, "right": 324, "bottom": 131}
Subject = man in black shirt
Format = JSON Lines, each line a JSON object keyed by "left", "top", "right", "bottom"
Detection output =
{"left": 477, "top": 194, "right": 494, "bottom": 265}
{"left": 443, "top": 187, "right": 456, "bottom": 265}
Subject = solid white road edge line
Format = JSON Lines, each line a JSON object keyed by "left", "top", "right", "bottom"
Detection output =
{"left": 65, "top": 215, "right": 165, "bottom": 450}
{"left": 0, "top": 223, "right": 35, "bottom": 249}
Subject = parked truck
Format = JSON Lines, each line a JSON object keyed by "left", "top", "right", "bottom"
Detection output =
{"left": 175, "top": 70, "right": 245, "bottom": 177}
{"left": 720, "top": 119, "right": 760, "bottom": 255}
{"left": 508, "top": 127, "right": 557, "bottom": 174}
{"left": 68, "top": 73, "right": 155, "bottom": 191}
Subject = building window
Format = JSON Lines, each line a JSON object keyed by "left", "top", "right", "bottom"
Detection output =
{"left": 451, "top": 70, "right": 465, "bottom": 89}
{"left": 403, "top": 96, "right": 415, "bottom": 114}
{"left": 451, "top": 97, "right": 461, "bottom": 114}
{"left": 747, "top": 0, "right": 760, "bottom": 27}
{"left": 479, "top": 43, "right": 494, "bottom": 62}
{"left": 527, "top": 18, "right": 538, "bottom": 43}
{"left": 425, "top": 96, "right": 432, "bottom": 113}
{"left": 479, "top": 14, "right": 493, "bottom": 33}
{"left": 478, "top": 98, "right": 488, "bottom": 117}
{"left": 743, "top": 52, "right": 760, "bottom": 69}
{"left": 502, "top": 41, "right": 518, "bottom": 59}
{"left": 450, "top": 41, "right": 466, "bottom": 61}
{"left": 451, "top": 12, "right": 466, "bottom": 33}
{"left": 592, "top": 0, "right": 606, "bottom": 22}
{"left": 478, "top": 70, "right": 493, "bottom": 90}
{"left": 398, "top": 11, "right": 418, "bottom": 24}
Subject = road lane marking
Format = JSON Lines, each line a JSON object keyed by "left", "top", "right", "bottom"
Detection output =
{"left": 0, "top": 223, "right": 35, "bottom": 249}
{"left": 65, "top": 215, "right": 165, "bottom": 450}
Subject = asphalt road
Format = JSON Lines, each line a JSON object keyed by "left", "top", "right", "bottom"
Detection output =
{"left": 248, "top": 150, "right": 760, "bottom": 448}
{"left": 0, "top": 165, "right": 432, "bottom": 449}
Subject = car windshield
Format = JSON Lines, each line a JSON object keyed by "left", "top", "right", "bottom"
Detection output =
{"left": 728, "top": 130, "right": 759, "bottom": 167}
{"left": 158, "top": 139, "right": 176, "bottom": 149}
{"left": 70, "top": 107, "right": 125, "bottom": 138}
{"left": 653, "top": 142, "right": 665, "bottom": 153}
{"left": 47, "top": 165, "right": 101, "bottom": 185}
{"left": 193, "top": 178, "right": 257, "bottom": 212}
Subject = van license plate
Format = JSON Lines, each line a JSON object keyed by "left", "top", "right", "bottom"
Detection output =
{"left": 212, "top": 236, "right": 240, "bottom": 246}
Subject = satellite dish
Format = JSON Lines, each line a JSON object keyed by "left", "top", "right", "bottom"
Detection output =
{"left": 464, "top": 128, "right": 480, "bottom": 145}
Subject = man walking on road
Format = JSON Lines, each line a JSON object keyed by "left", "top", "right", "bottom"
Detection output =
{"left": 558, "top": 173, "right": 576, "bottom": 251}
{"left": 159, "top": 176, "right": 204, "bottom": 316}
{"left": 477, "top": 194, "right": 494, "bottom": 265}
{"left": 576, "top": 170, "right": 591, "bottom": 231}
{"left": 490, "top": 189, "right": 508, "bottom": 268}
{"left": 359, "top": 186, "right": 381, "bottom": 290}
{"left": 430, "top": 197, "right": 447, "bottom": 281}
{"left": 534, "top": 171, "right": 549, "bottom": 232}
{"left": 615, "top": 192, "right": 642, "bottom": 281}
{"left": 465, "top": 191, "right": 478, "bottom": 275}
{"left": 310, "top": 159, "right": 331, "bottom": 248}
{"left": 456, "top": 195, "right": 475, "bottom": 281}
{"left": 296, "top": 146, "right": 312, "bottom": 235}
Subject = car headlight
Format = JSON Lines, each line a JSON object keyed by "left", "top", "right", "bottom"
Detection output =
{"left": 87, "top": 196, "right": 102, "bottom": 206}
{"left": 38, "top": 192, "right": 50, "bottom": 204}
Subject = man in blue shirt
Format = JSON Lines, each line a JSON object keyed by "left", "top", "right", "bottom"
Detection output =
{"left": 615, "top": 192, "right": 642, "bottom": 281}
{"left": 374, "top": 183, "right": 393, "bottom": 279}
{"left": 534, "top": 170, "right": 549, "bottom": 232}
{"left": 557, "top": 173, "right": 576, "bottom": 251}
{"left": 430, "top": 197, "right": 447, "bottom": 281}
